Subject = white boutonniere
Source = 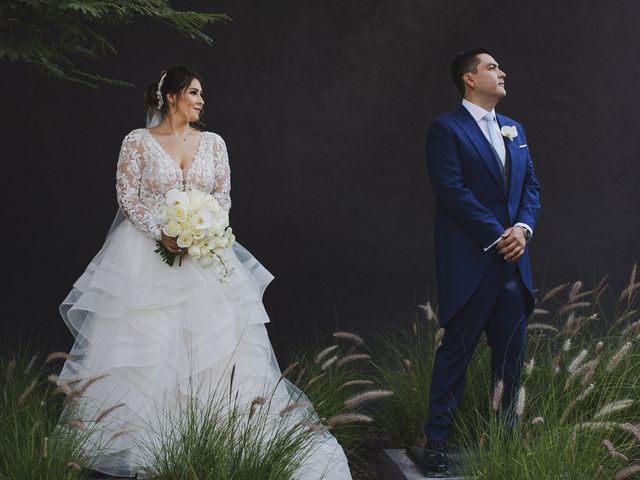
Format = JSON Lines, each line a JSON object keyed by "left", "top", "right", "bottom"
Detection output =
{"left": 500, "top": 125, "right": 518, "bottom": 141}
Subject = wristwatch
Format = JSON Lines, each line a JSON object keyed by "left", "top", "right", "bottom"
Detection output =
{"left": 518, "top": 225, "right": 532, "bottom": 242}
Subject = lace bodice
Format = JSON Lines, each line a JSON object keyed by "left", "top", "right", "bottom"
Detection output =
{"left": 116, "top": 128, "right": 231, "bottom": 240}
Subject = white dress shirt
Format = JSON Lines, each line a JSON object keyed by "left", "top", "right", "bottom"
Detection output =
{"left": 461, "top": 99, "right": 533, "bottom": 252}
{"left": 462, "top": 99, "right": 501, "bottom": 153}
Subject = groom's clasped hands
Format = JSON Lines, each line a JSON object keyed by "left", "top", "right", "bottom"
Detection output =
{"left": 497, "top": 226, "right": 527, "bottom": 263}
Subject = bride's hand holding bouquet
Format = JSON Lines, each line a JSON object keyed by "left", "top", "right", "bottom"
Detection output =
{"left": 155, "top": 188, "right": 235, "bottom": 281}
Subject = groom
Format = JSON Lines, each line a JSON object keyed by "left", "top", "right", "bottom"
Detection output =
{"left": 421, "top": 48, "right": 540, "bottom": 474}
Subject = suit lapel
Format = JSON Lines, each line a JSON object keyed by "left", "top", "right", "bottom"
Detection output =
{"left": 454, "top": 105, "right": 506, "bottom": 196}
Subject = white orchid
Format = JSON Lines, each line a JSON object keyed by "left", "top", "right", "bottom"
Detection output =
{"left": 191, "top": 209, "right": 213, "bottom": 230}
{"left": 165, "top": 189, "right": 189, "bottom": 208}
{"left": 170, "top": 205, "right": 187, "bottom": 223}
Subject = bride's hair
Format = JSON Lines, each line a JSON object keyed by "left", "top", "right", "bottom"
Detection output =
{"left": 144, "top": 66, "right": 204, "bottom": 127}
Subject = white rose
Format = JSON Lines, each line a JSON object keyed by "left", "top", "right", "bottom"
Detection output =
{"left": 181, "top": 222, "right": 197, "bottom": 235}
{"left": 188, "top": 245, "right": 202, "bottom": 259}
{"left": 166, "top": 189, "right": 189, "bottom": 208}
{"left": 204, "top": 197, "right": 221, "bottom": 212}
{"left": 188, "top": 190, "right": 207, "bottom": 210}
{"left": 500, "top": 125, "right": 518, "bottom": 140}
{"left": 211, "top": 216, "right": 229, "bottom": 231}
{"left": 177, "top": 232, "right": 194, "bottom": 248}
{"left": 162, "top": 220, "right": 182, "bottom": 237}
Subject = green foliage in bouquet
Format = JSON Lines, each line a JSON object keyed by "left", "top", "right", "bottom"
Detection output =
{"left": 154, "top": 240, "right": 182, "bottom": 266}
{"left": 0, "top": 1, "right": 228, "bottom": 88}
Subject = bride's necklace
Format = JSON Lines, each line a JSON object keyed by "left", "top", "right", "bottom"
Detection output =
{"left": 179, "top": 129, "right": 189, "bottom": 141}
{"left": 161, "top": 124, "right": 191, "bottom": 141}
{"left": 179, "top": 122, "right": 192, "bottom": 141}
{"left": 170, "top": 133, "right": 187, "bottom": 141}
{"left": 179, "top": 127, "right": 193, "bottom": 142}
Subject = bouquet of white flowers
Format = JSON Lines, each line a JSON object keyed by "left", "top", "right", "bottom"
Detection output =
{"left": 154, "top": 188, "right": 235, "bottom": 281}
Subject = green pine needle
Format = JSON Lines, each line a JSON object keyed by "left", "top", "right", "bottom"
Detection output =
{"left": 0, "top": 0, "right": 230, "bottom": 88}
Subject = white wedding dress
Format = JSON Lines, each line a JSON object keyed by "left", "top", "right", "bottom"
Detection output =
{"left": 57, "top": 129, "right": 352, "bottom": 479}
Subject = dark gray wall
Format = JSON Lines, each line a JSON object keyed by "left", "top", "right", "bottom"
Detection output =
{"left": 2, "top": 0, "right": 638, "bottom": 351}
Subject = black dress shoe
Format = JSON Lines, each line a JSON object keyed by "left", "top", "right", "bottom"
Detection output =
{"left": 419, "top": 440, "right": 449, "bottom": 476}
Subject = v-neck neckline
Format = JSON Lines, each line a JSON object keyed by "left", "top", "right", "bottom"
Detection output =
{"left": 146, "top": 128, "right": 205, "bottom": 181}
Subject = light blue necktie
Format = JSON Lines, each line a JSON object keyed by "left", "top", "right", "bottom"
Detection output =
{"left": 483, "top": 112, "right": 506, "bottom": 167}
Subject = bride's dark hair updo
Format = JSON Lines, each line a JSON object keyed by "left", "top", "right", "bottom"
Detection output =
{"left": 144, "top": 66, "right": 204, "bottom": 124}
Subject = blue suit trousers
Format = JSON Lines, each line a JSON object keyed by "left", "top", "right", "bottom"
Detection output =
{"left": 424, "top": 253, "right": 527, "bottom": 443}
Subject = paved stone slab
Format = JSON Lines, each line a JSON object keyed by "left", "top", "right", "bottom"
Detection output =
{"left": 381, "top": 449, "right": 468, "bottom": 480}
{"left": 87, "top": 474, "right": 136, "bottom": 479}
{"left": 88, "top": 477, "right": 135, "bottom": 480}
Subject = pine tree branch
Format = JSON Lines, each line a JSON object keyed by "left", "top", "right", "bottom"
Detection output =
{"left": 0, "top": 0, "right": 229, "bottom": 88}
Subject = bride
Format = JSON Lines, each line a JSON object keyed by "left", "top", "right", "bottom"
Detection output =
{"left": 56, "top": 65, "right": 352, "bottom": 479}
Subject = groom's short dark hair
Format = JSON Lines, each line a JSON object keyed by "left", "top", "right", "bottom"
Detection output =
{"left": 451, "top": 48, "right": 492, "bottom": 97}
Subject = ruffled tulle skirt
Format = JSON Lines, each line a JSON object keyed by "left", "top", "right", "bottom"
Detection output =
{"left": 57, "top": 220, "right": 351, "bottom": 479}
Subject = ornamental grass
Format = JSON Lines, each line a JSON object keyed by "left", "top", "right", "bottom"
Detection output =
{"left": 371, "top": 266, "right": 640, "bottom": 479}
{"left": 1, "top": 265, "right": 638, "bottom": 479}
{"left": 0, "top": 349, "right": 107, "bottom": 479}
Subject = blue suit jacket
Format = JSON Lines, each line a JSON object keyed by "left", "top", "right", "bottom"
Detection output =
{"left": 426, "top": 104, "right": 541, "bottom": 326}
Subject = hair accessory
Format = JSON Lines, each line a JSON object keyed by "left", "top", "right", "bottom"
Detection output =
{"left": 156, "top": 71, "right": 168, "bottom": 109}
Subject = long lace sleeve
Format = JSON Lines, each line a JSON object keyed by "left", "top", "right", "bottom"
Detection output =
{"left": 212, "top": 134, "right": 231, "bottom": 214}
{"left": 115, "top": 131, "right": 162, "bottom": 240}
